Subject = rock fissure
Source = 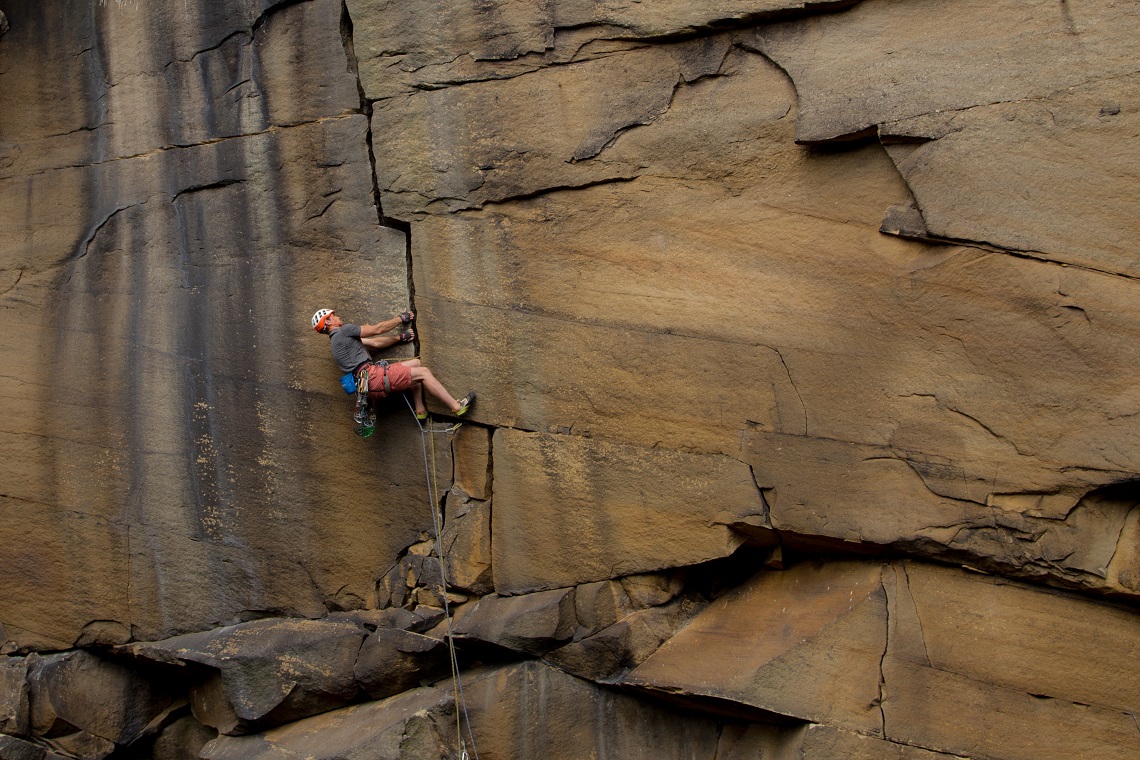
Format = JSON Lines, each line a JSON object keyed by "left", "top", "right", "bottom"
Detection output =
{"left": 887, "top": 225, "right": 1140, "bottom": 284}
{"left": 0, "top": 113, "right": 362, "bottom": 183}
{"left": 899, "top": 564, "right": 931, "bottom": 667}
{"left": 71, "top": 204, "right": 135, "bottom": 267}
{"left": 171, "top": 180, "right": 245, "bottom": 203}
{"left": 877, "top": 568, "right": 889, "bottom": 738}
{"left": 473, "top": 175, "right": 640, "bottom": 206}
{"left": 397, "top": 45, "right": 634, "bottom": 93}
{"left": 0, "top": 269, "right": 22, "bottom": 297}
{"left": 877, "top": 66, "right": 1140, "bottom": 139}
{"left": 43, "top": 123, "right": 102, "bottom": 140}
{"left": 570, "top": 0, "right": 864, "bottom": 43}
{"left": 168, "top": 29, "right": 252, "bottom": 70}
{"left": 772, "top": 346, "right": 808, "bottom": 436}
{"left": 942, "top": 406, "right": 1024, "bottom": 456}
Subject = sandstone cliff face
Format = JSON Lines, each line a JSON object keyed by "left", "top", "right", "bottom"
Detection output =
{"left": 1, "top": 1, "right": 1138, "bottom": 758}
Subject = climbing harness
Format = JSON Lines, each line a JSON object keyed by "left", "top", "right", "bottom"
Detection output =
{"left": 349, "top": 359, "right": 401, "bottom": 438}
{"left": 403, "top": 394, "right": 478, "bottom": 760}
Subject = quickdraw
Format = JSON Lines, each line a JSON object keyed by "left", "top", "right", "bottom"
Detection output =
{"left": 352, "top": 364, "right": 375, "bottom": 437}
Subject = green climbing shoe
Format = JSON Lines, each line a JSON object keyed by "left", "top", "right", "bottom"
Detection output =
{"left": 456, "top": 392, "right": 476, "bottom": 416}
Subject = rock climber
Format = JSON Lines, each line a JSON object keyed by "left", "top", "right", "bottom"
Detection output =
{"left": 311, "top": 308, "right": 474, "bottom": 421}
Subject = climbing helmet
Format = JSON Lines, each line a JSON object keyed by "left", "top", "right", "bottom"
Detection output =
{"left": 312, "top": 308, "right": 335, "bottom": 332}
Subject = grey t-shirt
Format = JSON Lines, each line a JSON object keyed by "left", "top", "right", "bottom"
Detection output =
{"left": 329, "top": 324, "right": 371, "bottom": 374}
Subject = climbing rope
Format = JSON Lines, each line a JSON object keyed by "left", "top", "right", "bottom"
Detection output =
{"left": 403, "top": 394, "right": 479, "bottom": 760}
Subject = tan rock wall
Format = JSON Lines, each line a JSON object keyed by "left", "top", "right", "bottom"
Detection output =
{"left": 2, "top": 0, "right": 1139, "bottom": 758}
{"left": 0, "top": 0, "right": 423, "bottom": 650}
{"left": 628, "top": 560, "right": 1140, "bottom": 759}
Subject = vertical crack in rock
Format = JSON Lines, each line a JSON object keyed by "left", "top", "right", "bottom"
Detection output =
{"left": 402, "top": 224, "right": 417, "bottom": 350}
{"left": 340, "top": 1, "right": 417, "bottom": 330}
{"left": 125, "top": 525, "right": 133, "bottom": 645}
{"left": 899, "top": 564, "right": 931, "bottom": 666}
{"left": 1102, "top": 503, "right": 1135, "bottom": 578}
{"left": 747, "top": 465, "right": 771, "bottom": 524}
{"left": 877, "top": 564, "right": 893, "bottom": 739}
{"left": 772, "top": 346, "right": 808, "bottom": 435}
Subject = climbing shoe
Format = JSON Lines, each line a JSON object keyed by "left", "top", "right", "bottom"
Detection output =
{"left": 456, "top": 392, "right": 476, "bottom": 417}
{"left": 415, "top": 410, "right": 429, "bottom": 421}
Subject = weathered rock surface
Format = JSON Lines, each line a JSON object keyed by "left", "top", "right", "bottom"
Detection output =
{"left": 201, "top": 685, "right": 457, "bottom": 760}
{"left": 126, "top": 618, "right": 365, "bottom": 734}
{"left": 347, "top": 0, "right": 858, "bottom": 100}
{"left": 354, "top": 628, "right": 449, "bottom": 701}
{"left": 628, "top": 561, "right": 888, "bottom": 731}
{"left": 440, "top": 488, "right": 493, "bottom": 594}
{"left": 206, "top": 660, "right": 727, "bottom": 760}
{"left": 450, "top": 426, "right": 491, "bottom": 500}
{"left": 0, "top": 734, "right": 69, "bottom": 760}
{"left": 0, "top": 0, "right": 422, "bottom": 652}
{"left": 150, "top": 714, "right": 219, "bottom": 760}
{"left": 3, "top": 0, "right": 1140, "bottom": 757}
{"left": 23, "top": 650, "right": 183, "bottom": 756}
{"left": 454, "top": 588, "right": 578, "bottom": 655}
{"left": 357, "top": 0, "right": 1140, "bottom": 606}
{"left": 544, "top": 594, "right": 696, "bottom": 682}
{"left": 750, "top": 0, "right": 1140, "bottom": 272}
{"left": 492, "top": 429, "right": 766, "bottom": 593}
{"left": 0, "top": 659, "right": 29, "bottom": 737}
{"left": 627, "top": 561, "right": 1140, "bottom": 760}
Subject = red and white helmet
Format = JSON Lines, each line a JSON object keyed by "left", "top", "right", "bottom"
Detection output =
{"left": 311, "top": 308, "right": 335, "bottom": 332}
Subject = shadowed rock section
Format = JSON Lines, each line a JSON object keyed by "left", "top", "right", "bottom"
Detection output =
{"left": 1, "top": 0, "right": 421, "bottom": 652}
{"left": 2, "top": 0, "right": 1139, "bottom": 758}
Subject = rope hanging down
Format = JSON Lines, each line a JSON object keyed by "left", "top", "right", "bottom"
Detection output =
{"left": 403, "top": 393, "right": 479, "bottom": 760}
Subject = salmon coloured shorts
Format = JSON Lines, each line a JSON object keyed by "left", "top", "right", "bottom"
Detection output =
{"left": 366, "top": 361, "right": 412, "bottom": 398}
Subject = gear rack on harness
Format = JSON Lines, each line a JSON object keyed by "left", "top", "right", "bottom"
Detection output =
{"left": 352, "top": 362, "right": 377, "bottom": 438}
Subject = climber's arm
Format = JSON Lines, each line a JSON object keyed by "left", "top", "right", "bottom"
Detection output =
{"left": 358, "top": 315, "right": 403, "bottom": 338}
{"left": 362, "top": 334, "right": 401, "bottom": 350}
